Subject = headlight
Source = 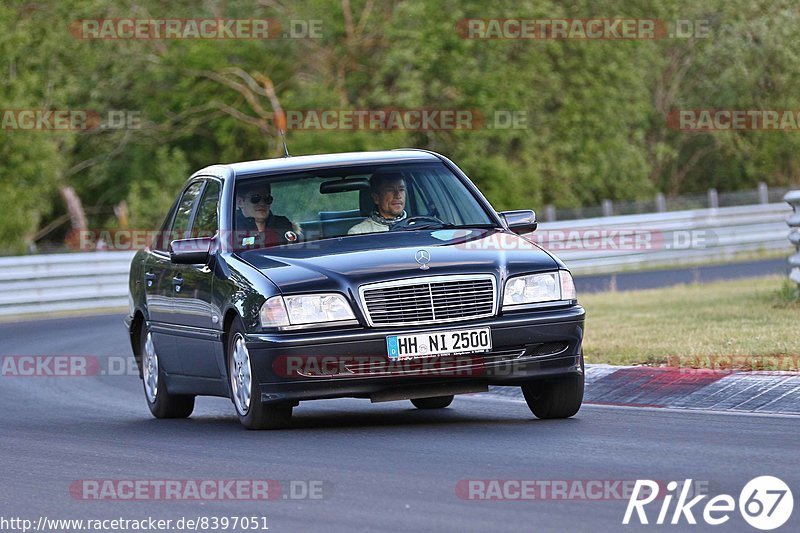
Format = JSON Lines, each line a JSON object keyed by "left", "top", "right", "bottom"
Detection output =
{"left": 502, "top": 270, "right": 576, "bottom": 308}
{"left": 260, "top": 293, "right": 356, "bottom": 328}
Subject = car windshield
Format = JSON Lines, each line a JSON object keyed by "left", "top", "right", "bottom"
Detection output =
{"left": 233, "top": 162, "right": 495, "bottom": 248}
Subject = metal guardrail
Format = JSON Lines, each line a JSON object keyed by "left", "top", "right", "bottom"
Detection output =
{"left": 0, "top": 202, "right": 792, "bottom": 317}
{"left": 536, "top": 202, "right": 792, "bottom": 274}
{"left": 0, "top": 251, "right": 135, "bottom": 317}
{"left": 785, "top": 191, "right": 800, "bottom": 285}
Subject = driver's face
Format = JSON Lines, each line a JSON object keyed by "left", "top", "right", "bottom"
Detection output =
{"left": 372, "top": 178, "right": 406, "bottom": 218}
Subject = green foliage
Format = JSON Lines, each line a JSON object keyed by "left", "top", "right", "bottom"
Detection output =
{"left": 0, "top": 131, "right": 63, "bottom": 254}
{"left": 127, "top": 147, "right": 190, "bottom": 230}
{"left": 0, "top": 0, "right": 799, "bottom": 252}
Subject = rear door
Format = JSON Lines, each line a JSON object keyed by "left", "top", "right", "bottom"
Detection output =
{"left": 144, "top": 202, "right": 178, "bottom": 325}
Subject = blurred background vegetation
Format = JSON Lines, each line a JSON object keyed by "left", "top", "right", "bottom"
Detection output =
{"left": 1, "top": 0, "right": 799, "bottom": 254}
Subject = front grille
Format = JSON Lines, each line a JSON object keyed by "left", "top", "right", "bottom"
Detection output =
{"left": 359, "top": 275, "right": 496, "bottom": 326}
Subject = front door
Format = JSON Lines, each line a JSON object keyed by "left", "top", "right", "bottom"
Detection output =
{"left": 170, "top": 179, "right": 222, "bottom": 378}
{"left": 146, "top": 180, "right": 204, "bottom": 375}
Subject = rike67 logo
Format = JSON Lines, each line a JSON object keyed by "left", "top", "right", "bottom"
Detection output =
{"left": 624, "top": 477, "right": 793, "bottom": 530}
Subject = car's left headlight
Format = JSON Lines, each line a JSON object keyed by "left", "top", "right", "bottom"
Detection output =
{"left": 260, "top": 293, "right": 357, "bottom": 329}
{"left": 502, "top": 270, "right": 576, "bottom": 308}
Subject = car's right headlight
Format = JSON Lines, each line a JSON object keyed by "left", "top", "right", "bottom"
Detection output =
{"left": 502, "top": 270, "right": 576, "bottom": 308}
{"left": 260, "top": 293, "right": 357, "bottom": 329}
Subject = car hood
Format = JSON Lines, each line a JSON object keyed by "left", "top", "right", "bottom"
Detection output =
{"left": 238, "top": 228, "right": 560, "bottom": 295}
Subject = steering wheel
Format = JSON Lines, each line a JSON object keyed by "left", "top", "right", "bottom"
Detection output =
{"left": 389, "top": 215, "right": 447, "bottom": 231}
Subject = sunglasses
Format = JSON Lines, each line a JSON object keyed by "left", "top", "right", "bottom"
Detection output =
{"left": 248, "top": 194, "right": 273, "bottom": 205}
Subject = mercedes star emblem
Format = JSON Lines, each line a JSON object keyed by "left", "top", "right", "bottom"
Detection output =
{"left": 415, "top": 249, "right": 431, "bottom": 270}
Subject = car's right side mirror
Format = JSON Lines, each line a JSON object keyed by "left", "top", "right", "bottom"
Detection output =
{"left": 498, "top": 210, "right": 537, "bottom": 234}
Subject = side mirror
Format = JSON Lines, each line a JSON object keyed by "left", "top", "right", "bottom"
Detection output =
{"left": 170, "top": 237, "right": 213, "bottom": 265}
{"left": 499, "top": 210, "right": 537, "bottom": 234}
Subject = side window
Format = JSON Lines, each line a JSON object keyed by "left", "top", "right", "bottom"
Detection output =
{"left": 192, "top": 180, "right": 221, "bottom": 238}
{"left": 169, "top": 181, "right": 204, "bottom": 243}
{"left": 152, "top": 200, "right": 178, "bottom": 253}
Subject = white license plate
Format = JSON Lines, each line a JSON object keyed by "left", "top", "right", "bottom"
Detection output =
{"left": 386, "top": 327, "right": 492, "bottom": 360}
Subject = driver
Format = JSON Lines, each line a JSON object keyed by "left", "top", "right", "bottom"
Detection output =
{"left": 348, "top": 171, "right": 408, "bottom": 235}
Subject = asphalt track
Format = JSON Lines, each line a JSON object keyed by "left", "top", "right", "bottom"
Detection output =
{"left": 1, "top": 314, "right": 798, "bottom": 532}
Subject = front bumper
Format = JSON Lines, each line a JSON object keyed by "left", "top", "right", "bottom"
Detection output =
{"left": 244, "top": 305, "right": 585, "bottom": 404}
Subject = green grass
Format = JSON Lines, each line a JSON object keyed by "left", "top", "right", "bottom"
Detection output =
{"left": 776, "top": 278, "right": 800, "bottom": 304}
{"left": 582, "top": 275, "right": 800, "bottom": 369}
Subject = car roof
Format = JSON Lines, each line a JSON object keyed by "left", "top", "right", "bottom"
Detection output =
{"left": 195, "top": 149, "right": 443, "bottom": 179}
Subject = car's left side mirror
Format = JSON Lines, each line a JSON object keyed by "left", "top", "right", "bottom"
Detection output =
{"left": 499, "top": 210, "right": 537, "bottom": 234}
{"left": 170, "top": 237, "right": 213, "bottom": 265}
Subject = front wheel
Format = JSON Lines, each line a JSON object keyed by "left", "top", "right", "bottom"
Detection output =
{"left": 140, "top": 328, "right": 195, "bottom": 419}
{"left": 410, "top": 395, "right": 454, "bottom": 409}
{"left": 227, "top": 319, "right": 292, "bottom": 430}
{"left": 521, "top": 372, "right": 584, "bottom": 419}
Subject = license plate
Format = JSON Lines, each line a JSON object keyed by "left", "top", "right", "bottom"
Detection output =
{"left": 386, "top": 327, "right": 492, "bottom": 360}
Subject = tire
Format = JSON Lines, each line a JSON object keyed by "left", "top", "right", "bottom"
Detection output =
{"left": 140, "top": 326, "right": 195, "bottom": 419}
{"left": 410, "top": 395, "right": 454, "bottom": 409}
{"left": 521, "top": 352, "right": 585, "bottom": 419}
{"left": 227, "top": 318, "right": 292, "bottom": 430}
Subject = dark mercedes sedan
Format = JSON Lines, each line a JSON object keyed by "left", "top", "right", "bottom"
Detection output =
{"left": 125, "top": 150, "right": 585, "bottom": 429}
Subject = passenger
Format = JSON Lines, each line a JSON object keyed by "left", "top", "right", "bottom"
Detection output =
{"left": 235, "top": 182, "right": 296, "bottom": 247}
{"left": 348, "top": 171, "right": 408, "bottom": 235}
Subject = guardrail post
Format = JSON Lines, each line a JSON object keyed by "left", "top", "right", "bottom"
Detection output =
{"left": 655, "top": 193, "right": 666, "bottom": 212}
{"left": 758, "top": 182, "right": 769, "bottom": 204}
{"left": 785, "top": 190, "right": 800, "bottom": 285}
{"left": 708, "top": 188, "right": 719, "bottom": 209}
{"left": 544, "top": 204, "right": 556, "bottom": 222}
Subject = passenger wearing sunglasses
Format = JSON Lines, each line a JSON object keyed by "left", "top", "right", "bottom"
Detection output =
{"left": 235, "top": 182, "right": 296, "bottom": 247}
